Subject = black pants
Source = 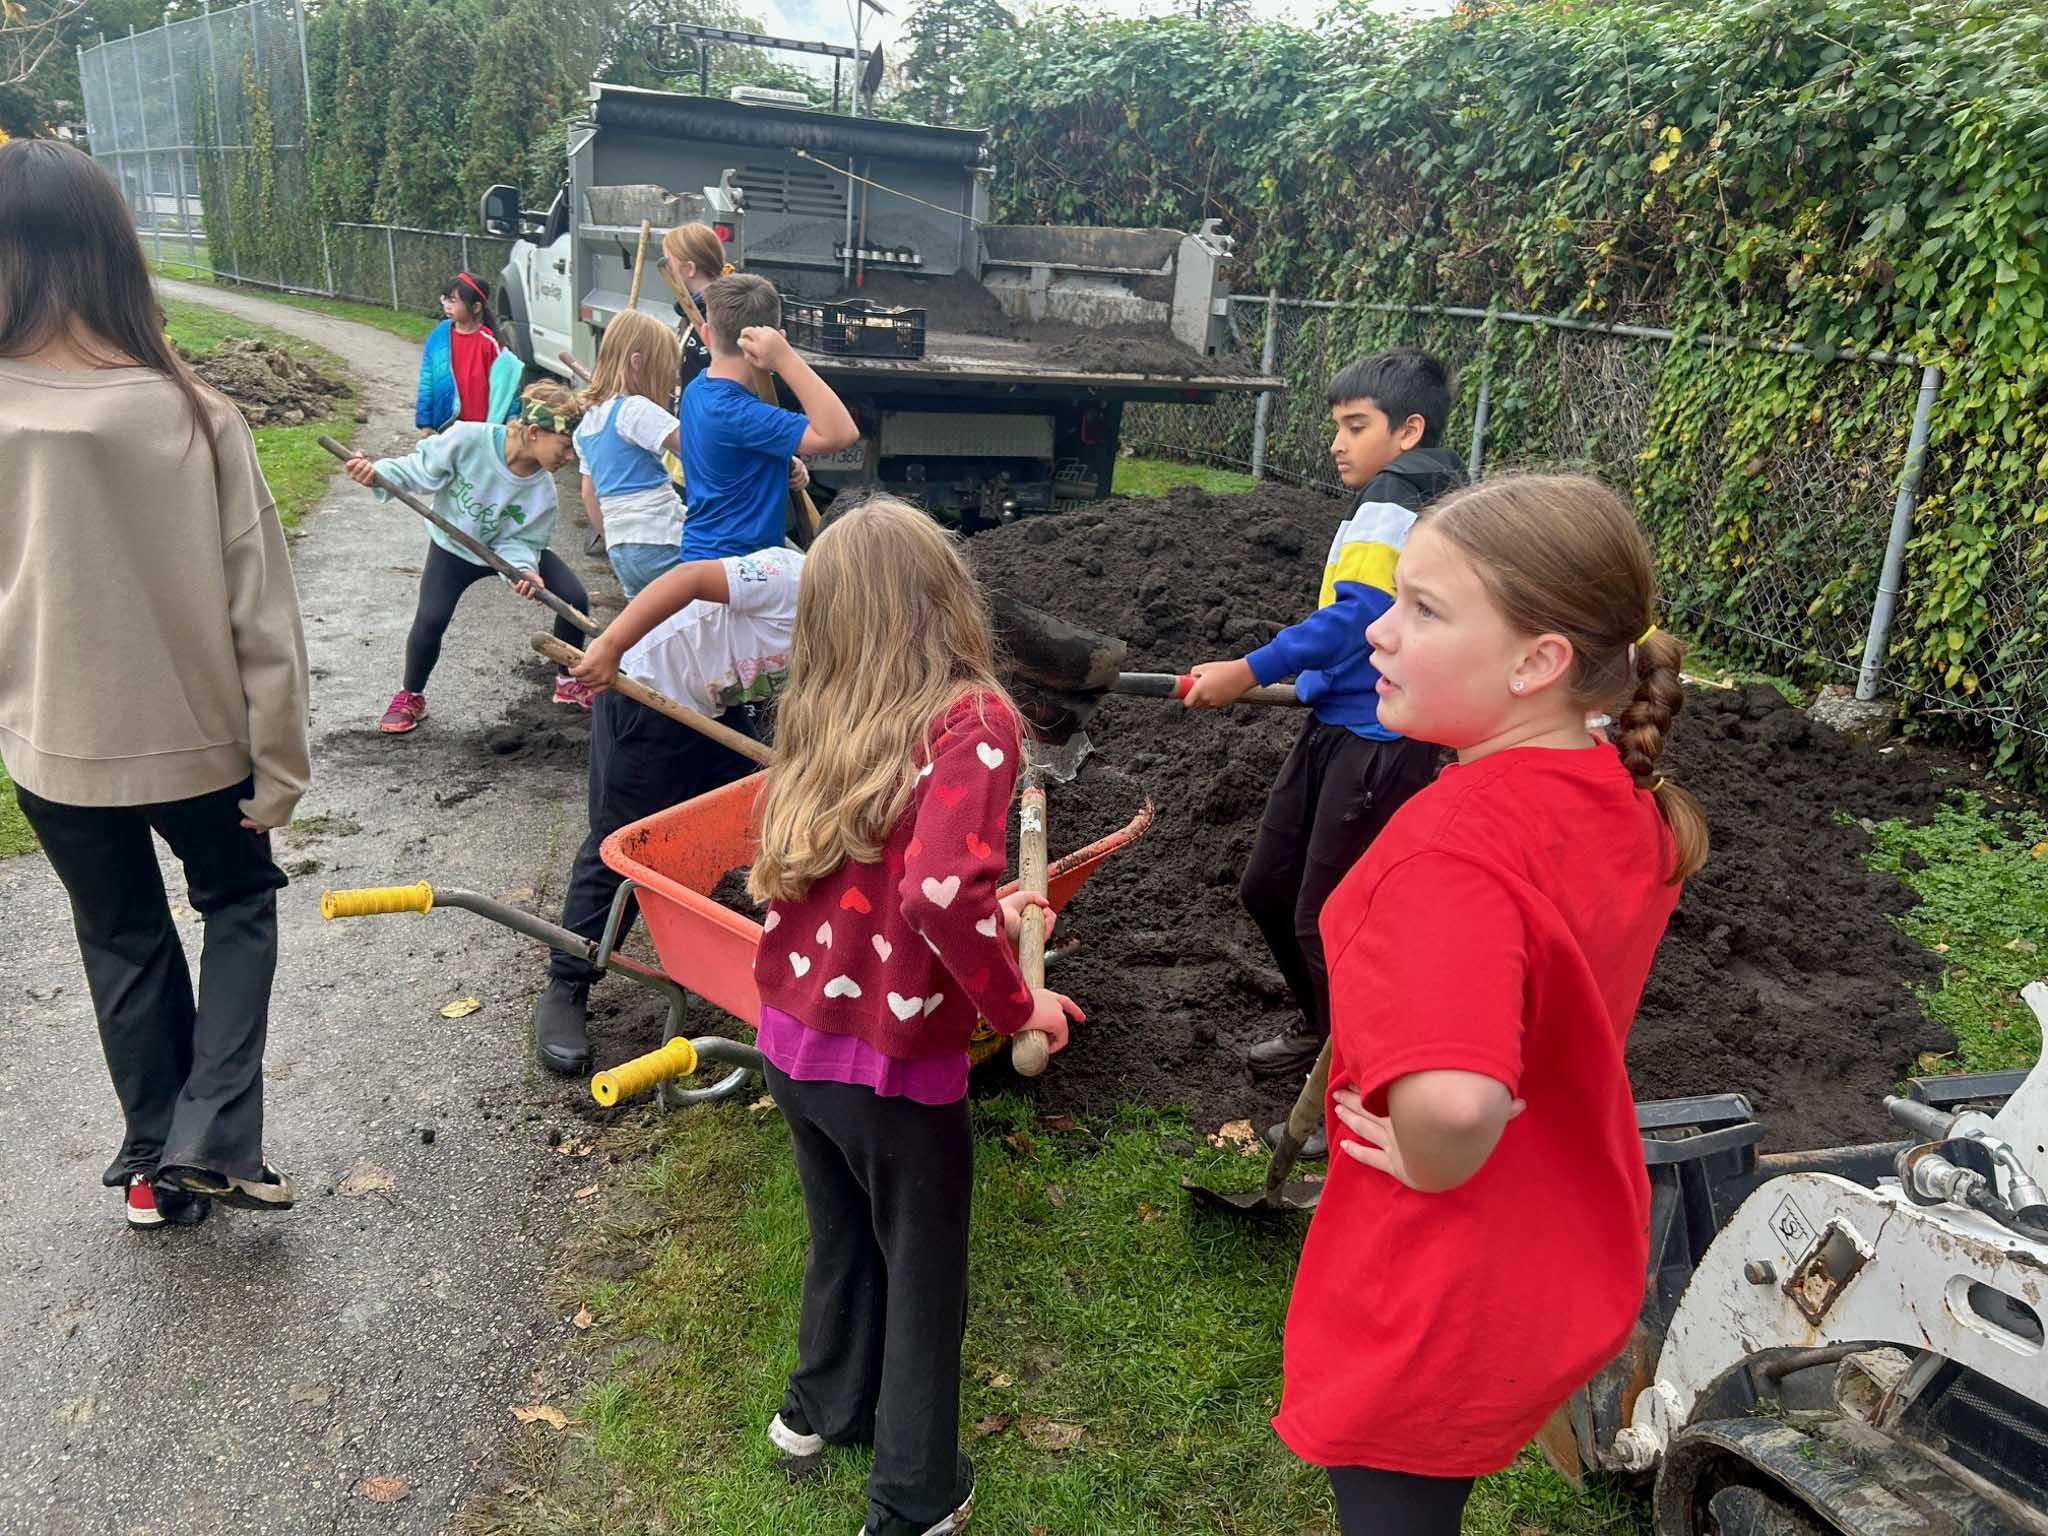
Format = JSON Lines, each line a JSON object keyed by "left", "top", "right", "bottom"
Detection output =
{"left": 403, "top": 540, "right": 590, "bottom": 694}
{"left": 1329, "top": 1465, "right": 1475, "bottom": 1535}
{"left": 548, "top": 689, "right": 761, "bottom": 984}
{"left": 1240, "top": 720, "right": 1438, "bottom": 1040}
{"left": 15, "top": 777, "right": 287, "bottom": 1184}
{"left": 764, "top": 1060, "right": 972, "bottom": 1531}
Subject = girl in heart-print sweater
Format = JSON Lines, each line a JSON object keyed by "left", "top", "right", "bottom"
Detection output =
{"left": 743, "top": 496, "right": 1083, "bottom": 1534}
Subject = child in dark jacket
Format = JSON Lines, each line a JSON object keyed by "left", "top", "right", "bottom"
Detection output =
{"left": 746, "top": 497, "right": 1083, "bottom": 1536}
{"left": 1185, "top": 349, "right": 1466, "bottom": 1142}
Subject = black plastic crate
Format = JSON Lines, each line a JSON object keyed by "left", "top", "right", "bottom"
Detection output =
{"left": 784, "top": 298, "right": 927, "bottom": 360}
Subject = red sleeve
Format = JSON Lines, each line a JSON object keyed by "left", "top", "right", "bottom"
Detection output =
{"left": 1323, "top": 852, "right": 1528, "bottom": 1109}
{"left": 896, "top": 697, "right": 1033, "bottom": 1032}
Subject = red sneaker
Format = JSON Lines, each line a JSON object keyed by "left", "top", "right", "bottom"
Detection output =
{"left": 126, "top": 1172, "right": 164, "bottom": 1229}
{"left": 379, "top": 689, "right": 428, "bottom": 733}
{"left": 552, "top": 675, "right": 595, "bottom": 711}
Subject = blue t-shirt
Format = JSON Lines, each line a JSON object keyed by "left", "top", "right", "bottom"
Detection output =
{"left": 678, "top": 374, "right": 809, "bottom": 561}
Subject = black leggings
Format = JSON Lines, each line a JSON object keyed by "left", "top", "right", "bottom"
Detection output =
{"left": 1328, "top": 1466, "right": 1475, "bottom": 1536}
{"left": 403, "top": 540, "right": 589, "bottom": 693}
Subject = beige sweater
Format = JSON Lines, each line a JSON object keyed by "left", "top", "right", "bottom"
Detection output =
{"left": 0, "top": 359, "right": 311, "bottom": 829}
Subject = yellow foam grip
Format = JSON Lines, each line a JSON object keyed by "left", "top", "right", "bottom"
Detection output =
{"left": 320, "top": 883, "right": 435, "bottom": 919}
{"left": 590, "top": 1038, "right": 699, "bottom": 1106}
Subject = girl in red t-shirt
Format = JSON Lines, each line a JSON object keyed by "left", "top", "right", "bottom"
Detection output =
{"left": 1277, "top": 474, "right": 1710, "bottom": 1533}
{"left": 745, "top": 495, "right": 1084, "bottom": 1536}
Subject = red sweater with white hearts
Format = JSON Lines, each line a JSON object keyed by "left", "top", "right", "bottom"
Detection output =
{"left": 752, "top": 692, "right": 1035, "bottom": 1058}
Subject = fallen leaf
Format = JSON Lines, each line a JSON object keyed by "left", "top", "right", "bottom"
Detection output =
{"left": 751, "top": 1094, "right": 776, "bottom": 1112}
{"left": 170, "top": 902, "right": 199, "bottom": 922}
{"left": 1208, "top": 1119, "right": 1260, "bottom": 1155}
{"left": 337, "top": 1160, "right": 395, "bottom": 1197}
{"left": 553, "top": 1137, "right": 595, "bottom": 1158}
{"left": 972, "top": 1413, "right": 1012, "bottom": 1438}
{"left": 1003, "top": 1131, "right": 1036, "bottom": 1159}
{"left": 572, "top": 1307, "right": 594, "bottom": 1331}
{"left": 439, "top": 996, "right": 483, "bottom": 1019}
{"left": 288, "top": 1382, "right": 333, "bottom": 1408}
{"left": 1032, "top": 1113, "right": 1077, "bottom": 1132}
{"left": 1137, "top": 1201, "right": 1159, "bottom": 1222}
{"left": 2003, "top": 937, "right": 2039, "bottom": 955}
{"left": 356, "top": 1475, "right": 410, "bottom": 1504}
{"left": 1018, "top": 1416, "right": 1083, "bottom": 1452}
{"left": 1933, "top": 942, "right": 1950, "bottom": 954}
{"left": 1044, "top": 1184, "right": 1067, "bottom": 1207}
{"left": 57, "top": 1395, "right": 99, "bottom": 1425}
{"left": 2032, "top": 841, "right": 2048, "bottom": 860}
{"left": 984, "top": 1370, "right": 1013, "bottom": 1389}
{"left": 512, "top": 1403, "right": 569, "bottom": 1431}
{"left": 572, "top": 1184, "right": 598, "bottom": 1201}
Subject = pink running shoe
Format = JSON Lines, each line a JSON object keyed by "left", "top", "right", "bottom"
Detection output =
{"left": 379, "top": 689, "right": 428, "bottom": 733}
{"left": 553, "top": 675, "right": 596, "bottom": 711}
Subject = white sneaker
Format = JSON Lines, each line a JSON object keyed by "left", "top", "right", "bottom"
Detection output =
{"left": 768, "top": 1411, "right": 824, "bottom": 1458}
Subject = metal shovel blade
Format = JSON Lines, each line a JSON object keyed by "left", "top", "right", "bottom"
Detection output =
{"left": 1181, "top": 1173, "right": 1324, "bottom": 1216}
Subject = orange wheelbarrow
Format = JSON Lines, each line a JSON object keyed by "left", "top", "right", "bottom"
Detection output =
{"left": 319, "top": 771, "right": 1152, "bottom": 1110}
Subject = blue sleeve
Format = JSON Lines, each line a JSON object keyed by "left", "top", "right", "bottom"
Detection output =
{"left": 710, "top": 388, "right": 808, "bottom": 459}
{"left": 1245, "top": 582, "right": 1392, "bottom": 685}
{"left": 416, "top": 321, "right": 450, "bottom": 430}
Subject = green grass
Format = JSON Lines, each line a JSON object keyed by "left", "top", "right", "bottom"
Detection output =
{"left": 151, "top": 259, "right": 438, "bottom": 344}
{"left": 1866, "top": 792, "right": 2048, "bottom": 1074}
{"left": 161, "top": 297, "right": 357, "bottom": 532}
{"left": 1113, "top": 456, "right": 1260, "bottom": 498}
{"left": 467, "top": 1099, "right": 1646, "bottom": 1536}
{"left": 0, "top": 763, "right": 35, "bottom": 859}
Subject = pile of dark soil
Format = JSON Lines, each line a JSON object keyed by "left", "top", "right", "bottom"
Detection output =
{"left": 182, "top": 335, "right": 353, "bottom": 426}
{"left": 969, "top": 486, "right": 1953, "bottom": 1146}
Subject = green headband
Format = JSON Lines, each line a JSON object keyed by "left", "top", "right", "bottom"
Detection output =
{"left": 520, "top": 396, "right": 583, "bottom": 435}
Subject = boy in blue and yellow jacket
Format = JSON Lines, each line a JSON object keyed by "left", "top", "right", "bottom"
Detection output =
{"left": 1185, "top": 349, "right": 1465, "bottom": 1123}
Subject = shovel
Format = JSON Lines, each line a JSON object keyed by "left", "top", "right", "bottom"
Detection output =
{"left": 1183, "top": 1038, "right": 1330, "bottom": 1217}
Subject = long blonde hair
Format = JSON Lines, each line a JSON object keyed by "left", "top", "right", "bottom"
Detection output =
{"left": 661, "top": 223, "right": 732, "bottom": 297}
{"left": 748, "top": 497, "right": 1018, "bottom": 903}
{"left": 580, "top": 309, "right": 679, "bottom": 413}
{"left": 1421, "top": 473, "right": 1709, "bottom": 883}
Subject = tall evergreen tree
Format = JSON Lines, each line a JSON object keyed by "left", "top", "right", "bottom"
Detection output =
{"left": 898, "top": 0, "right": 1012, "bottom": 124}
{"left": 374, "top": 3, "right": 476, "bottom": 226}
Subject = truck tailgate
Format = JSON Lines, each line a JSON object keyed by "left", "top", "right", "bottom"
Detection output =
{"left": 796, "top": 328, "right": 1280, "bottom": 398}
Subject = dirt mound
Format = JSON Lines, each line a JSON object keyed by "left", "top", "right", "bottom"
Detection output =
{"left": 183, "top": 335, "right": 353, "bottom": 426}
{"left": 969, "top": 487, "right": 1953, "bottom": 1146}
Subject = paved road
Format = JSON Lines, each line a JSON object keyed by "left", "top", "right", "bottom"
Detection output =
{"left": 0, "top": 280, "right": 619, "bottom": 1534}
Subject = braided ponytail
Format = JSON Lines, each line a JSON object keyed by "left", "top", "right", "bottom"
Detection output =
{"left": 1420, "top": 474, "right": 1710, "bottom": 884}
{"left": 1616, "top": 629, "right": 1708, "bottom": 881}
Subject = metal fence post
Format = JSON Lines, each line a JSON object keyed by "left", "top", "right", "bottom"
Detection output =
{"left": 202, "top": 0, "right": 234, "bottom": 283}
{"left": 460, "top": 232, "right": 470, "bottom": 277}
{"left": 290, "top": 0, "right": 332, "bottom": 294}
{"left": 1250, "top": 291, "right": 1278, "bottom": 480}
{"left": 1467, "top": 349, "right": 1492, "bottom": 481}
{"left": 1855, "top": 362, "right": 1943, "bottom": 702}
{"left": 163, "top": 20, "right": 197, "bottom": 271}
{"left": 387, "top": 224, "right": 400, "bottom": 309}
{"left": 126, "top": 25, "right": 155, "bottom": 256}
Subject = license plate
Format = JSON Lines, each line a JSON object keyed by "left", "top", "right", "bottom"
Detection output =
{"left": 807, "top": 441, "right": 868, "bottom": 471}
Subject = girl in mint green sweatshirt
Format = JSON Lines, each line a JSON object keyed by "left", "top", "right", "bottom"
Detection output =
{"left": 345, "top": 385, "right": 590, "bottom": 733}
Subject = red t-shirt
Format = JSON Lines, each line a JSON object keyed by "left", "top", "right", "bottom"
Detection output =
{"left": 1276, "top": 743, "right": 1682, "bottom": 1477}
{"left": 449, "top": 325, "right": 499, "bottom": 422}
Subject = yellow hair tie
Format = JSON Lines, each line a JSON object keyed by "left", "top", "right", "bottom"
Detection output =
{"left": 1647, "top": 776, "right": 1666, "bottom": 793}
{"left": 1637, "top": 623, "right": 1658, "bottom": 645}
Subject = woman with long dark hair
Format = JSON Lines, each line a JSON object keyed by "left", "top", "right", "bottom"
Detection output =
{"left": 0, "top": 139, "right": 310, "bottom": 1228}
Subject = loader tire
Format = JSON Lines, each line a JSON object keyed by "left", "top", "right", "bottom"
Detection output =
{"left": 1706, "top": 1485, "right": 1827, "bottom": 1536}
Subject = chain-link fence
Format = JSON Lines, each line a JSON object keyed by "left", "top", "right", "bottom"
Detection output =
{"left": 1128, "top": 296, "right": 2047, "bottom": 768}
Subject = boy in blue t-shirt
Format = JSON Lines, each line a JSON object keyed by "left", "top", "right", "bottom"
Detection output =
{"left": 676, "top": 272, "right": 858, "bottom": 561}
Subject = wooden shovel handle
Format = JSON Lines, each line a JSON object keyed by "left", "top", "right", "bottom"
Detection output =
{"left": 1263, "top": 1038, "right": 1334, "bottom": 1200}
{"left": 320, "top": 436, "right": 596, "bottom": 636}
{"left": 627, "top": 220, "right": 652, "bottom": 309}
{"left": 532, "top": 635, "right": 773, "bottom": 767}
{"left": 1009, "top": 776, "right": 1053, "bottom": 1077}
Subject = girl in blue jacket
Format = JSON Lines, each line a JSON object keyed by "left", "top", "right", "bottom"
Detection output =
{"left": 416, "top": 272, "right": 522, "bottom": 435}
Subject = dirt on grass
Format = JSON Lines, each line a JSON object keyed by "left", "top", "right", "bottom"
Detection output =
{"left": 968, "top": 486, "right": 1953, "bottom": 1147}
{"left": 181, "top": 334, "right": 354, "bottom": 425}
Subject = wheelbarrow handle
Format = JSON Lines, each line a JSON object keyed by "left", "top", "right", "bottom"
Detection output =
{"left": 321, "top": 882, "right": 435, "bottom": 918}
{"left": 532, "top": 634, "right": 776, "bottom": 767}
{"left": 1113, "top": 673, "right": 1301, "bottom": 706}
{"left": 1009, "top": 775, "right": 1055, "bottom": 1078}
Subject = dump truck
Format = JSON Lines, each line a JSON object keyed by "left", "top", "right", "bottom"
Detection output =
{"left": 481, "top": 82, "right": 1279, "bottom": 521}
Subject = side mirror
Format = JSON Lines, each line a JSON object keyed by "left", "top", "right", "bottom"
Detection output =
{"left": 481, "top": 184, "right": 521, "bottom": 238}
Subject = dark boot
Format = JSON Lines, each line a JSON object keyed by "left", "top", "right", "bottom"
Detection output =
{"left": 1246, "top": 1029, "right": 1325, "bottom": 1079}
{"left": 533, "top": 979, "right": 591, "bottom": 1075}
{"left": 1262, "top": 1118, "right": 1328, "bottom": 1161}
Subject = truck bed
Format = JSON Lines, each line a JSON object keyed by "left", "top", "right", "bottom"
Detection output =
{"left": 797, "top": 326, "right": 1280, "bottom": 397}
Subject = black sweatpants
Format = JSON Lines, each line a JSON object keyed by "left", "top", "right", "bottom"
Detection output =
{"left": 548, "top": 688, "right": 761, "bottom": 984}
{"left": 1240, "top": 719, "right": 1439, "bottom": 1041}
{"left": 764, "top": 1060, "right": 973, "bottom": 1532}
{"left": 403, "top": 540, "right": 591, "bottom": 694}
{"left": 1329, "top": 1465, "right": 1475, "bottom": 1535}
{"left": 15, "top": 777, "right": 288, "bottom": 1185}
